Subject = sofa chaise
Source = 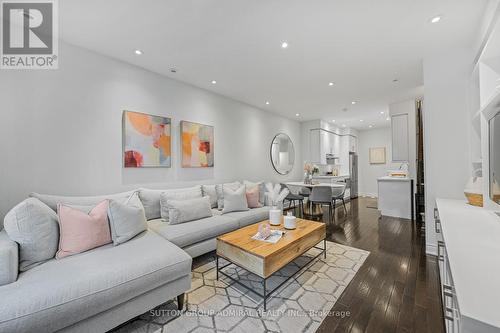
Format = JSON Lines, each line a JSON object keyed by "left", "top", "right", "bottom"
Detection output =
{"left": 0, "top": 182, "right": 272, "bottom": 333}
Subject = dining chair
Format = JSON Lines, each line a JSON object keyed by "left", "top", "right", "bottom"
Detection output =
{"left": 280, "top": 183, "right": 304, "bottom": 218}
{"left": 332, "top": 183, "right": 347, "bottom": 215}
{"left": 309, "top": 186, "right": 334, "bottom": 223}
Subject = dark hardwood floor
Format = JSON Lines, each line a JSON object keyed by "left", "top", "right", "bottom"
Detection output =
{"left": 311, "top": 197, "right": 445, "bottom": 333}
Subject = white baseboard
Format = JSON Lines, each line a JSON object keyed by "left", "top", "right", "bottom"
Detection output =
{"left": 358, "top": 192, "right": 378, "bottom": 198}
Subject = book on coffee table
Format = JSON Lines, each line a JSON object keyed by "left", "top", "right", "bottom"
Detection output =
{"left": 251, "top": 230, "right": 284, "bottom": 244}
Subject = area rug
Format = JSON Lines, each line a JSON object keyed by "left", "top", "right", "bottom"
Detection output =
{"left": 113, "top": 242, "right": 369, "bottom": 333}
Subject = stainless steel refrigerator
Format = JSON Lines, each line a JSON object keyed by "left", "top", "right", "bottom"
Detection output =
{"left": 349, "top": 152, "right": 358, "bottom": 199}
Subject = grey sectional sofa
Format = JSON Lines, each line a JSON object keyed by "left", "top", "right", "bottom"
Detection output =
{"left": 0, "top": 185, "right": 271, "bottom": 333}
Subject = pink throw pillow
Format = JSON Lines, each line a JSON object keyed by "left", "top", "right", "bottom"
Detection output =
{"left": 56, "top": 200, "right": 111, "bottom": 259}
{"left": 246, "top": 186, "right": 262, "bottom": 208}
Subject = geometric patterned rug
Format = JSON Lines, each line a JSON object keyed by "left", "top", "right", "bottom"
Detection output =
{"left": 112, "top": 242, "right": 369, "bottom": 333}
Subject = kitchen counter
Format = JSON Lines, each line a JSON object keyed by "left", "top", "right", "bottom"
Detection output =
{"left": 312, "top": 175, "right": 349, "bottom": 179}
{"left": 377, "top": 176, "right": 411, "bottom": 181}
{"left": 377, "top": 177, "right": 413, "bottom": 219}
{"left": 286, "top": 181, "right": 345, "bottom": 188}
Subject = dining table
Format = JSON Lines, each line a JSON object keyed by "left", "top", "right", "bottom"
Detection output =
{"left": 285, "top": 181, "right": 346, "bottom": 189}
{"left": 285, "top": 181, "right": 346, "bottom": 217}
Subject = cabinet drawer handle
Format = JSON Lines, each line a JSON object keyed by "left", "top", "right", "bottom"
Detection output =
{"left": 443, "top": 284, "right": 453, "bottom": 291}
{"left": 444, "top": 314, "right": 454, "bottom": 322}
{"left": 435, "top": 219, "right": 441, "bottom": 233}
{"left": 444, "top": 306, "right": 454, "bottom": 323}
{"left": 434, "top": 207, "right": 439, "bottom": 219}
{"left": 437, "top": 241, "right": 445, "bottom": 261}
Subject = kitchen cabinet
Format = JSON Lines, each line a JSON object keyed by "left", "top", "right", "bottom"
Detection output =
{"left": 348, "top": 135, "right": 357, "bottom": 153}
{"left": 434, "top": 199, "right": 500, "bottom": 333}
{"left": 309, "top": 129, "right": 337, "bottom": 164}
{"left": 391, "top": 113, "right": 409, "bottom": 161}
{"left": 377, "top": 177, "right": 412, "bottom": 219}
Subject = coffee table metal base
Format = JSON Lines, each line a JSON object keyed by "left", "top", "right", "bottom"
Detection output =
{"left": 216, "top": 239, "right": 326, "bottom": 311}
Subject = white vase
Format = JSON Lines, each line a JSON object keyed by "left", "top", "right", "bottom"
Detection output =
{"left": 284, "top": 215, "right": 296, "bottom": 230}
{"left": 269, "top": 207, "right": 281, "bottom": 226}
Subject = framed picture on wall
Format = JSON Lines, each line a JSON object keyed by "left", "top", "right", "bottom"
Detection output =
{"left": 180, "top": 121, "right": 214, "bottom": 167}
{"left": 369, "top": 147, "right": 386, "bottom": 164}
{"left": 122, "top": 110, "right": 171, "bottom": 168}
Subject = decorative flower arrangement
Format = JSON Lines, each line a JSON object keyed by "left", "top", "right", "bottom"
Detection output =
{"left": 304, "top": 163, "right": 319, "bottom": 175}
{"left": 265, "top": 182, "right": 289, "bottom": 208}
{"left": 304, "top": 163, "right": 319, "bottom": 184}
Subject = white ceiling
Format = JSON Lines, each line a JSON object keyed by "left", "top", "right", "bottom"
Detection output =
{"left": 60, "top": 0, "right": 488, "bottom": 129}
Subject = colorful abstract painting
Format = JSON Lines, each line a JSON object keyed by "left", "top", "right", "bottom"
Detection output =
{"left": 123, "top": 111, "right": 171, "bottom": 168}
{"left": 181, "top": 121, "right": 214, "bottom": 167}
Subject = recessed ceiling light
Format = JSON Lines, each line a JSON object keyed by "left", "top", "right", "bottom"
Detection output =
{"left": 369, "top": 125, "right": 373, "bottom": 128}
{"left": 328, "top": 82, "right": 334, "bottom": 86}
{"left": 331, "top": 119, "right": 336, "bottom": 123}
{"left": 265, "top": 101, "right": 270, "bottom": 105}
{"left": 170, "top": 68, "right": 177, "bottom": 73}
{"left": 386, "top": 117, "right": 390, "bottom": 121}
{"left": 211, "top": 80, "right": 217, "bottom": 84}
{"left": 281, "top": 41, "right": 288, "bottom": 49}
{"left": 342, "top": 124, "right": 346, "bottom": 128}
{"left": 134, "top": 49, "right": 143, "bottom": 55}
{"left": 431, "top": 16, "right": 442, "bottom": 23}
{"left": 295, "top": 113, "right": 300, "bottom": 117}
{"left": 351, "top": 101, "right": 356, "bottom": 105}
{"left": 380, "top": 111, "right": 384, "bottom": 114}
{"left": 359, "top": 119, "right": 364, "bottom": 122}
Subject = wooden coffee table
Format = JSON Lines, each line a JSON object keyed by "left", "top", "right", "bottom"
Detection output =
{"left": 216, "top": 219, "right": 326, "bottom": 310}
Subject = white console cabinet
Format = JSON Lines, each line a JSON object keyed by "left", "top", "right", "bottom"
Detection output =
{"left": 435, "top": 199, "right": 500, "bottom": 333}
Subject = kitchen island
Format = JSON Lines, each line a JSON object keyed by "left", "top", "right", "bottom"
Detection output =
{"left": 377, "top": 176, "right": 413, "bottom": 219}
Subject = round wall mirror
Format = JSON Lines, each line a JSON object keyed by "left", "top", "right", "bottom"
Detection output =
{"left": 270, "top": 133, "right": 295, "bottom": 175}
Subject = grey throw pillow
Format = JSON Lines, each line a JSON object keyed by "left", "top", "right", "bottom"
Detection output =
{"left": 3, "top": 198, "right": 59, "bottom": 271}
{"left": 140, "top": 186, "right": 202, "bottom": 220}
{"left": 29, "top": 190, "right": 136, "bottom": 212}
{"left": 166, "top": 196, "right": 213, "bottom": 225}
{"left": 222, "top": 185, "right": 249, "bottom": 214}
{"left": 215, "top": 181, "right": 241, "bottom": 210}
{"left": 159, "top": 187, "right": 204, "bottom": 220}
{"left": 108, "top": 192, "right": 147, "bottom": 245}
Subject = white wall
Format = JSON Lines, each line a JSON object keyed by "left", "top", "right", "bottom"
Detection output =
{"left": 423, "top": 48, "right": 473, "bottom": 255}
{"left": 357, "top": 127, "right": 399, "bottom": 197}
{"left": 0, "top": 42, "right": 302, "bottom": 222}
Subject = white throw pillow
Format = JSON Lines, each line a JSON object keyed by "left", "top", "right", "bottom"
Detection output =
{"left": 108, "top": 192, "right": 147, "bottom": 245}
{"left": 215, "top": 181, "right": 241, "bottom": 210}
{"left": 202, "top": 184, "right": 218, "bottom": 208}
{"left": 222, "top": 185, "right": 249, "bottom": 214}
{"left": 167, "top": 196, "right": 213, "bottom": 225}
{"left": 3, "top": 198, "right": 59, "bottom": 271}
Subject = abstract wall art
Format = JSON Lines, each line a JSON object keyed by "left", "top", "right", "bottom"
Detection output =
{"left": 181, "top": 121, "right": 214, "bottom": 168}
{"left": 123, "top": 111, "right": 171, "bottom": 168}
